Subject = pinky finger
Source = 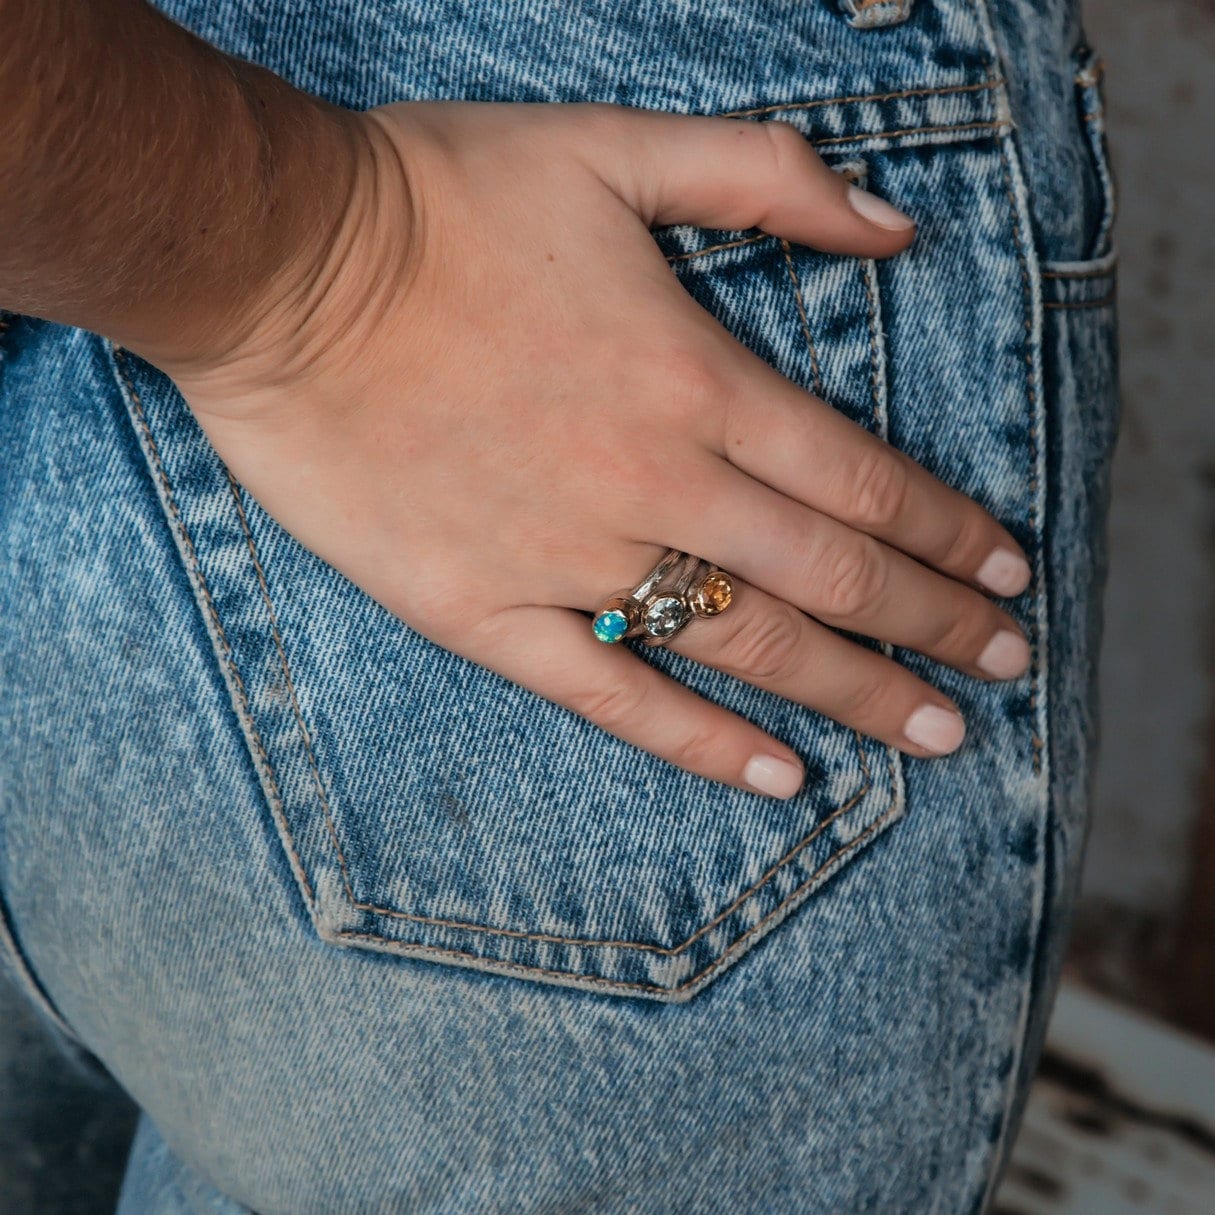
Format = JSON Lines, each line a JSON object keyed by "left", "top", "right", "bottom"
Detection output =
{"left": 465, "top": 603, "right": 807, "bottom": 799}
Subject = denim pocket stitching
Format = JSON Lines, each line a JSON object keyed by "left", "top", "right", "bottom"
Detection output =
{"left": 112, "top": 338, "right": 900, "bottom": 995}
{"left": 334, "top": 788, "right": 905, "bottom": 999}
{"left": 715, "top": 79, "right": 1010, "bottom": 155}
{"left": 717, "top": 77, "right": 1003, "bottom": 120}
{"left": 811, "top": 118, "right": 1006, "bottom": 148}
{"left": 780, "top": 237, "right": 827, "bottom": 397}
{"left": 111, "top": 347, "right": 319, "bottom": 913}
{"left": 226, "top": 462, "right": 886, "bottom": 956}
{"left": 667, "top": 233, "right": 770, "bottom": 263}
{"left": 1042, "top": 295, "right": 1115, "bottom": 311}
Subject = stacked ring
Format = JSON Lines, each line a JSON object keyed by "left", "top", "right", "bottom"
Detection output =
{"left": 592, "top": 548, "right": 734, "bottom": 648}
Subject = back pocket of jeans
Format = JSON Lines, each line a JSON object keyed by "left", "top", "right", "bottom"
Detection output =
{"left": 106, "top": 179, "right": 903, "bottom": 1004}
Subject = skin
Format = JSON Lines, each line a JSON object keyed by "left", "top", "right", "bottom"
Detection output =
{"left": 1, "top": 2, "right": 1033, "bottom": 799}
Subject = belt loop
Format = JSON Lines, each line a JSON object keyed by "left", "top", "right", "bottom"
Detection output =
{"left": 839, "top": 0, "right": 914, "bottom": 29}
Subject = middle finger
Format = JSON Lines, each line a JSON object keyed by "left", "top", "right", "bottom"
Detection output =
{"left": 715, "top": 351, "right": 1032, "bottom": 599}
{"left": 663, "top": 454, "right": 1032, "bottom": 682}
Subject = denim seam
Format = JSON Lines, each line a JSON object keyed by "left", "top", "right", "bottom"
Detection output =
{"left": 1041, "top": 266, "right": 1116, "bottom": 280}
{"left": 977, "top": 127, "right": 1053, "bottom": 1215}
{"left": 718, "top": 77, "right": 1003, "bottom": 119}
{"left": 0, "top": 887, "right": 80, "bottom": 1042}
{"left": 994, "top": 138, "right": 1046, "bottom": 776}
{"left": 109, "top": 347, "right": 318, "bottom": 913}
{"left": 1042, "top": 296, "right": 1115, "bottom": 311}
{"left": 667, "top": 234, "right": 768, "bottom": 263}
{"left": 810, "top": 118, "right": 1006, "bottom": 148}
{"left": 861, "top": 257, "right": 884, "bottom": 429}
{"left": 779, "top": 237, "right": 826, "bottom": 397}
{"left": 662, "top": 110, "right": 1007, "bottom": 268}
{"left": 333, "top": 796, "right": 905, "bottom": 998}
{"left": 1075, "top": 54, "right": 1116, "bottom": 260}
{"left": 342, "top": 784, "right": 874, "bottom": 957}
{"left": 967, "top": 0, "right": 1054, "bottom": 1201}
{"left": 857, "top": 197, "right": 908, "bottom": 816}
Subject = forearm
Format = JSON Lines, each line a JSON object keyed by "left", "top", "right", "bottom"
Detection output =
{"left": 0, "top": 0, "right": 359, "bottom": 367}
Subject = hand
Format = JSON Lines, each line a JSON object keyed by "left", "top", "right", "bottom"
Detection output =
{"left": 163, "top": 99, "right": 1032, "bottom": 800}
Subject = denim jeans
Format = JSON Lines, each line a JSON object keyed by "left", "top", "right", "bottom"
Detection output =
{"left": 0, "top": 1, "right": 1119, "bottom": 1211}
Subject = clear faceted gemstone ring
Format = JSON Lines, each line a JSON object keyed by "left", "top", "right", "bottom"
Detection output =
{"left": 638, "top": 551, "right": 704, "bottom": 646}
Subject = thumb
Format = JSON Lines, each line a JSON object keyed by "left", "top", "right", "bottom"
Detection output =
{"left": 598, "top": 108, "right": 915, "bottom": 258}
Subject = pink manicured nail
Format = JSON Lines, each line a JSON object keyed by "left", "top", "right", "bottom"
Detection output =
{"left": 975, "top": 547, "right": 1032, "bottom": 597}
{"left": 904, "top": 705, "right": 966, "bottom": 755}
{"left": 977, "top": 630, "right": 1031, "bottom": 679}
{"left": 847, "top": 184, "right": 915, "bottom": 230}
{"left": 744, "top": 754, "right": 804, "bottom": 799}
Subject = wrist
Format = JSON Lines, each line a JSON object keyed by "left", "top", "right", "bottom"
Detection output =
{"left": 126, "top": 58, "right": 367, "bottom": 376}
{"left": 0, "top": 1, "right": 378, "bottom": 379}
{"left": 161, "top": 100, "right": 421, "bottom": 417}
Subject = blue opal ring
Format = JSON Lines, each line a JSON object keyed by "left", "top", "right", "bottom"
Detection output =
{"left": 592, "top": 549, "right": 735, "bottom": 647}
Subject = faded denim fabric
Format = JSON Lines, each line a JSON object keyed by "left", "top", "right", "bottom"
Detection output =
{"left": 0, "top": 1, "right": 1119, "bottom": 1212}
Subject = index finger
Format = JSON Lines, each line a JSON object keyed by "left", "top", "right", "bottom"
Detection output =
{"left": 717, "top": 353, "right": 1032, "bottom": 598}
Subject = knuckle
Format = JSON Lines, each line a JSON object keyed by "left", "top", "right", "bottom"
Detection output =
{"left": 654, "top": 338, "right": 731, "bottom": 419}
{"left": 927, "top": 605, "right": 988, "bottom": 658}
{"left": 818, "top": 537, "right": 887, "bottom": 619}
{"left": 851, "top": 449, "right": 912, "bottom": 530}
{"left": 571, "top": 678, "right": 647, "bottom": 733}
{"left": 723, "top": 604, "right": 805, "bottom": 682}
{"left": 668, "top": 726, "right": 727, "bottom": 775}
{"left": 591, "top": 446, "right": 665, "bottom": 519}
{"left": 840, "top": 673, "right": 892, "bottom": 724}
{"left": 931, "top": 511, "right": 986, "bottom": 572}
{"left": 758, "top": 117, "right": 809, "bottom": 178}
{"left": 389, "top": 569, "right": 466, "bottom": 636}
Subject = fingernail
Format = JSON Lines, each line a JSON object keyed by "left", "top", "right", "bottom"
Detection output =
{"left": 977, "top": 629, "right": 1032, "bottom": 679}
{"left": 846, "top": 184, "right": 915, "bottom": 231}
{"left": 975, "top": 547, "right": 1032, "bottom": 597}
{"left": 744, "top": 754, "right": 804, "bottom": 799}
{"left": 904, "top": 705, "right": 966, "bottom": 755}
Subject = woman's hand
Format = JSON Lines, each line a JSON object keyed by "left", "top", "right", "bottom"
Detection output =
{"left": 164, "top": 99, "right": 1032, "bottom": 800}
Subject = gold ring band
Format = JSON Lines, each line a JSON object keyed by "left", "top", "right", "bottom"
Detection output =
{"left": 592, "top": 549, "right": 734, "bottom": 647}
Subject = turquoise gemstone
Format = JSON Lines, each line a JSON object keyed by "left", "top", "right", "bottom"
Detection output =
{"left": 593, "top": 610, "right": 629, "bottom": 643}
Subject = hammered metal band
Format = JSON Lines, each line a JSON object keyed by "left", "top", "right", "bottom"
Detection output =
{"left": 592, "top": 548, "right": 735, "bottom": 648}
